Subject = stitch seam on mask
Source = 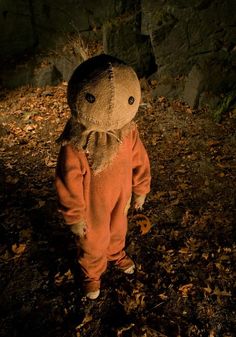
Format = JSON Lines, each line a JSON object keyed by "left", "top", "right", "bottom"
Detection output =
{"left": 108, "top": 62, "right": 115, "bottom": 118}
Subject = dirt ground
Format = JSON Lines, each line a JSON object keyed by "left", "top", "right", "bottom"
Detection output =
{"left": 0, "top": 81, "right": 235, "bottom": 337}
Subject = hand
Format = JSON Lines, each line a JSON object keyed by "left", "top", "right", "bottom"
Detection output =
{"left": 70, "top": 221, "right": 87, "bottom": 238}
{"left": 134, "top": 194, "right": 146, "bottom": 210}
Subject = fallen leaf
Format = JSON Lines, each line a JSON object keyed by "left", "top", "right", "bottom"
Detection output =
{"left": 20, "top": 228, "right": 33, "bottom": 240}
{"left": 0, "top": 250, "right": 11, "bottom": 261}
{"left": 37, "top": 200, "right": 46, "bottom": 208}
{"left": 178, "top": 183, "right": 189, "bottom": 190}
{"left": 158, "top": 293, "right": 168, "bottom": 300}
{"left": 153, "top": 191, "right": 167, "bottom": 200}
{"left": 54, "top": 273, "right": 64, "bottom": 286}
{"left": 170, "top": 198, "right": 180, "bottom": 206}
{"left": 6, "top": 163, "right": 13, "bottom": 169}
{"left": 6, "top": 175, "right": 19, "bottom": 184}
{"left": 12, "top": 243, "right": 26, "bottom": 256}
{"left": 24, "top": 124, "right": 37, "bottom": 132}
{"left": 186, "top": 107, "right": 193, "bottom": 114}
{"left": 54, "top": 269, "right": 74, "bottom": 286}
{"left": 117, "top": 323, "right": 135, "bottom": 337}
{"left": 44, "top": 156, "right": 57, "bottom": 167}
{"left": 178, "top": 247, "right": 190, "bottom": 254}
{"left": 223, "top": 247, "right": 232, "bottom": 253}
{"left": 76, "top": 314, "right": 93, "bottom": 332}
{"left": 202, "top": 252, "right": 209, "bottom": 260}
{"left": 132, "top": 214, "right": 152, "bottom": 235}
{"left": 212, "top": 287, "right": 231, "bottom": 297}
{"left": 218, "top": 172, "right": 225, "bottom": 177}
{"left": 179, "top": 283, "right": 193, "bottom": 297}
{"left": 134, "top": 291, "right": 145, "bottom": 307}
{"left": 203, "top": 285, "right": 212, "bottom": 295}
{"left": 207, "top": 140, "right": 220, "bottom": 147}
{"left": 209, "top": 329, "right": 216, "bottom": 337}
{"left": 158, "top": 96, "right": 166, "bottom": 103}
{"left": 181, "top": 209, "right": 193, "bottom": 226}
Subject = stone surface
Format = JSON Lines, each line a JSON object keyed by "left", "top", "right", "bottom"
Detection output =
{"left": 0, "top": 0, "right": 35, "bottom": 60}
{"left": 183, "top": 65, "right": 204, "bottom": 108}
{"left": 0, "top": 48, "right": 84, "bottom": 88}
{"left": 33, "top": 64, "right": 62, "bottom": 87}
{"left": 103, "top": 13, "right": 156, "bottom": 77}
{"left": 0, "top": 0, "right": 139, "bottom": 60}
{"left": 142, "top": 0, "right": 236, "bottom": 109}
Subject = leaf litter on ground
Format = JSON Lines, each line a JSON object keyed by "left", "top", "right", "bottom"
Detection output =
{"left": 0, "top": 81, "right": 235, "bottom": 337}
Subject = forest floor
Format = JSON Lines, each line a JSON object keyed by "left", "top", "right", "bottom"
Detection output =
{"left": 0, "top": 81, "right": 235, "bottom": 337}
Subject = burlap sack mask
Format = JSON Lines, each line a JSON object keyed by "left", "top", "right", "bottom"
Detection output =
{"left": 58, "top": 54, "right": 141, "bottom": 173}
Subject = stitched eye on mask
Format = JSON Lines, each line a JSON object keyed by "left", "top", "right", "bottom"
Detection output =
{"left": 85, "top": 93, "right": 96, "bottom": 103}
{"left": 128, "top": 96, "right": 135, "bottom": 105}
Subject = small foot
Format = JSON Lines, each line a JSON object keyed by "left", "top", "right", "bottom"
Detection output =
{"left": 123, "top": 264, "right": 135, "bottom": 274}
{"left": 86, "top": 289, "right": 100, "bottom": 300}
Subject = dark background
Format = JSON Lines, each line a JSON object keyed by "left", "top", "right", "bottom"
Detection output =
{"left": 1, "top": 0, "right": 236, "bottom": 116}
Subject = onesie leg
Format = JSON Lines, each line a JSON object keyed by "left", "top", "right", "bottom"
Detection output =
{"left": 76, "top": 219, "right": 110, "bottom": 298}
{"left": 107, "top": 197, "right": 135, "bottom": 272}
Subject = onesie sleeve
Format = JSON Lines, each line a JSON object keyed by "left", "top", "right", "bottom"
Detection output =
{"left": 55, "top": 144, "right": 86, "bottom": 225}
{"left": 132, "top": 125, "right": 151, "bottom": 196}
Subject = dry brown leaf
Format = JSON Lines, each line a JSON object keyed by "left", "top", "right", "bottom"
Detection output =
{"left": 158, "top": 293, "right": 168, "bottom": 300}
{"left": 54, "top": 272, "right": 64, "bottom": 286}
{"left": 0, "top": 250, "right": 11, "bottom": 261}
{"left": 37, "top": 200, "right": 46, "bottom": 208}
{"left": 186, "top": 107, "right": 193, "bottom": 114}
{"left": 134, "top": 291, "right": 145, "bottom": 307}
{"left": 203, "top": 285, "right": 212, "bottom": 294}
{"left": 212, "top": 287, "right": 231, "bottom": 297}
{"left": 158, "top": 96, "right": 166, "bottom": 103}
{"left": 170, "top": 198, "right": 180, "bottom": 206}
{"left": 54, "top": 269, "right": 73, "bottom": 286}
{"left": 44, "top": 156, "right": 57, "bottom": 168}
{"left": 34, "top": 115, "right": 44, "bottom": 122}
{"left": 209, "top": 329, "right": 216, "bottom": 337}
{"left": 207, "top": 140, "right": 220, "bottom": 147}
{"left": 24, "top": 124, "right": 37, "bottom": 132}
{"left": 64, "top": 269, "right": 73, "bottom": 280}
{"left": 202, "top": 252, "right": 209, "bottom": 260}
{"left": 153, "top": 191, "right": 167, "bottom": 200}
{"left": 220, "top": 254, "right": 231, "bottom": 261}
{"left": 218, "top": 172, "right": 225, "bottom": 177}
{"left": 179, "top": 283, "right": 193, "bottom": 297}
{"left": 132, "top": 214, "right": 152, "bottom": 235}
{"left": 178, "top": 247, "right": 190, "bottom": 254}
{"left": 178, "top": 183, "right": 189, "bottom": 190}
{"left": 117, "top": 323, "right": 135, "bottom": 337}
{"left": 223, "top": 247, "right": 232, "bottom": 253}
{"left": 12, "top": 243, "right": 26, "bottom": 256}
{"left": 6, "top": 176, "right": 19, "bottom": 184}
{"left": 20, "top": 228, "right": 33, "bottom": 240}
{"left": 76, "top": 315, "right": 93, "bottom": 334}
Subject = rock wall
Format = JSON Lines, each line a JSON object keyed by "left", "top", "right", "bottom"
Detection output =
{"left": 0, "top": 0, "right": 235, "bottom": 113}
{"left": 141, "top": 0, "right": 236, "bottom": 113}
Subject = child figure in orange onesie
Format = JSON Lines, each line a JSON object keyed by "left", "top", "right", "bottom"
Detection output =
{"left": 55, "top": 54, "right": 151, "bottom": 299}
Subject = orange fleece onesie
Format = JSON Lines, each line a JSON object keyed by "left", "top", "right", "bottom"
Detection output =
{"left": 56, "top": 125, "right": 150, "bottom": 292}
{"left": 55, "top": 54, "right": 151, "bottom": 298}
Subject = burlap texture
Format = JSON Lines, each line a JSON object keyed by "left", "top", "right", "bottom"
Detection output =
{"left": 59, "top": 54, "right": 141, "bottom": 173}
{"left": 58, "top": 117, "right": 135, "bottom": 173}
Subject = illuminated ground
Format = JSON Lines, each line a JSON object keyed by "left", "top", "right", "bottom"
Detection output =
{"left": 0, "top": 82, "right": 235, "bottom": 337}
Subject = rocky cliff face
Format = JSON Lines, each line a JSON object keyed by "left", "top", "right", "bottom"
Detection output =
{"left": 141, "top": 0, "right": 236, "bottom": 113}
{"left": 1, "top": 0, "right": 235, "bottom": 114}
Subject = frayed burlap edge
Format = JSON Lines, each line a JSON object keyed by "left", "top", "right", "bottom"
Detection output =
{"left": 57, "top": 117, "right": 135, "bottom": 174}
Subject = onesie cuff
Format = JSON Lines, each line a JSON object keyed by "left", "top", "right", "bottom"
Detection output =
{"left": 132, "top": 186, "right": 150, "bottom": 196}
{"left": 62, "top": 213, "right": 86, "bottom": 226}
